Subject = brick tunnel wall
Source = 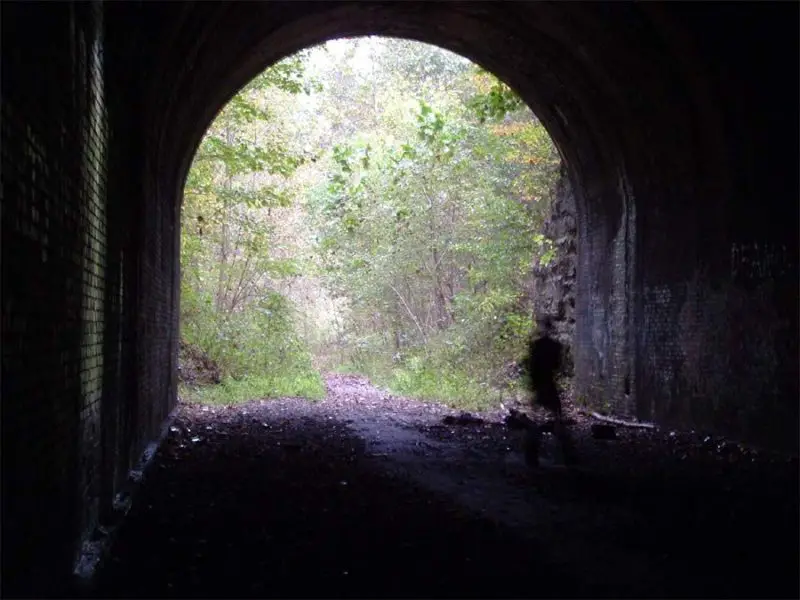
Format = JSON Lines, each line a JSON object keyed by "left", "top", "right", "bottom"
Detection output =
{"left": 562, "top": 3, "right": 799, "bottom": 446}
{"left": 1, "top": 2, "right": 178, "bottom": 596}
{"left": 627, "top": 5, "right": 799, "bottom": 446}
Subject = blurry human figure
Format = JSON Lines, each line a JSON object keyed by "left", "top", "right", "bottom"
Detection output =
{"left": 522, "top": 316, "right": 577, "bottom": 466}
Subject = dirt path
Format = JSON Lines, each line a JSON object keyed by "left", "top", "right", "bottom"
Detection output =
{"left": 90, "top": 373, "right": 798, "bottom": 598}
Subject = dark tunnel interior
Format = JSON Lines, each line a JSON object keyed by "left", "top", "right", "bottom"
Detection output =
{"left": 1, "top": 1, "right": 798, "bottom": 598}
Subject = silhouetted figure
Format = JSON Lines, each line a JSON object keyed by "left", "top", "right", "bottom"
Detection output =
{"left": 522, "top": 317, "right": 577, "bottom": 466}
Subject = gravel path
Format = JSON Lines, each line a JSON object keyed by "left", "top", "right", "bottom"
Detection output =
{"left": 90, "top": 373, "right": 799, "bottom": 598}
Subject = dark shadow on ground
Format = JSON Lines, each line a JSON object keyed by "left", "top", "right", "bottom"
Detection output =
{"left": 84, "top": 397, "right": 798, "bottom": 599}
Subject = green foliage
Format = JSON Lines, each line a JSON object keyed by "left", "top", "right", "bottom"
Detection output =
{"left": 467, "top": 67, "right": 525, "bottom": 123}
{"left": 180, "top": 54, "right": 323, "bottom": 401}
{"left": 182, "top": 286, "right": 309, "bottom": 375}
{"left": 389, "top": 366, "right": 496, "bottom": 412}
{"left": 181, "top": 372, "right": 325, "bottom": 405}
{"left": 180, "top": 38, "right": 564, "bottom": 411}
{"left": 300, "top": 41, "right": 559, "bottom": 406}
{"left": 307, "top": 63, "right": 560, "bottom": 405}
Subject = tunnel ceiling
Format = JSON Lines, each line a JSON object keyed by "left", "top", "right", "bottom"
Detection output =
{"left": 136, "top": 1, "right": 736, "bottom": 212}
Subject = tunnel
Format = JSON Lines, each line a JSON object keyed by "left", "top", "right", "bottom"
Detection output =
{"left": 2, "top": 1, "right": 798, "bottom": 596}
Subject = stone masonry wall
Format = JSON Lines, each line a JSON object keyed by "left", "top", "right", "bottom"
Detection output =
{"left": 532, "top": 164, "right": 636, "bottom": 420}
{"left": 532, "top": 166, "right": 578, "bottom": 378}
{"left": 570, "top": 169, "right": 636, "bottom": 421}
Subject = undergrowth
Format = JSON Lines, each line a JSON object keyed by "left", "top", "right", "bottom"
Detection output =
{"left": 335, "top": 354, "right": 525, "bottom": 412}
{"left": 387, "top": 367, "right": 498, "bottom": 412}
{"left": 179, "top": 290, "right": 326, "bottom": 405}
{"left": 180, "top": 371, "right": 325, "bottom": 405}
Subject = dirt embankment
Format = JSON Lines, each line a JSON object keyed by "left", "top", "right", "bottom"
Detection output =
{"left": 178, "top": 340, "right": 221, "bottom": 386}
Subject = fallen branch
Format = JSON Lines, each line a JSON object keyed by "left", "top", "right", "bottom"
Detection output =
{"left": 585, "top": 410, "right": 656, "bottom": 430}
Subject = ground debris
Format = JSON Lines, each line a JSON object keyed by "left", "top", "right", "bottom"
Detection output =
{"left": 590, "top": 423, "right": 617, "bottom": 440}
{"left": 504, "top": 408, "right": 536, "bottom": 431}
{"left": 91, "top": 373, "right": 799, "bottom": 600}
{"left": 442, "top": 412, "right": 485, "bottom": 426}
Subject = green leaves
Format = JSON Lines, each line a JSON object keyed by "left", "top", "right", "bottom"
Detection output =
{"left": 181, "top": 37, "right": 563, "bottom": 410}
{"left": 416, "top": 101, "right": 446, "bottom": 143}
{"left": 245, "top": 53, "right": 317, "bottom": 96}
{"left": 302, "top": 41, "right": 564, "bottom": 401}
{"left": 181, "top": 50, "right": 319, "bottom": 390}
{"left": 467, "top": 67, "right": 525, "bottom": 123}
{"left": 197, "top": 135, "right": 304, "bottom": 179}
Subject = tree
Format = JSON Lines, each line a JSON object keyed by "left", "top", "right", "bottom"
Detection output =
{"left": 180, "top": 52, "right": 322, "bottom": 395}
{"left": 303, "top": 40, "right": 561, "bottom": 405}
{"left": 179, "top": 37, "right": 563, "bottom": 408}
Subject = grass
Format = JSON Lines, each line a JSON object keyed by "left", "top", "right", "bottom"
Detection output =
{"left": 180, "top": 371, "right": 326, "bottom": 405}
{"left": 179, "top": 354, "right": 520, "bottom": 413}
{"left": 387, "top": 367, "right": 499, "bottom": 412}
{"left": 336, "top": 358, "right": 511, "bottom": 413}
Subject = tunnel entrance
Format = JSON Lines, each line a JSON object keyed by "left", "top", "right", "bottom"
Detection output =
{"left": 177, "top": 36, "right": 576, "bottom": 413}
{"left": 159, "top": 4, "right": 649, "bottom": 435}
{"left": 2, "top": 3, "right": 797, "bottom": 596}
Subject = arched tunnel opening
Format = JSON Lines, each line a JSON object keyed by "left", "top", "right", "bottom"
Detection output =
{"left": 1, "top": 2, "right": 798, "bottom": 598}
{"left": 177, "top": 36, "right": 573, "bottom": 411}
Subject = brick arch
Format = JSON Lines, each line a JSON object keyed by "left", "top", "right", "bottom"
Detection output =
{"left": 143, "top": 2, "right": 734, "bottom": 428}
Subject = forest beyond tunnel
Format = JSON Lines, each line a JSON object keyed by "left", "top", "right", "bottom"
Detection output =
{"left": 2, "top": 2, "right": 798, "bottom": 597}
{"left": 177, "top": 37, "right": 572, "bottom": 412}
